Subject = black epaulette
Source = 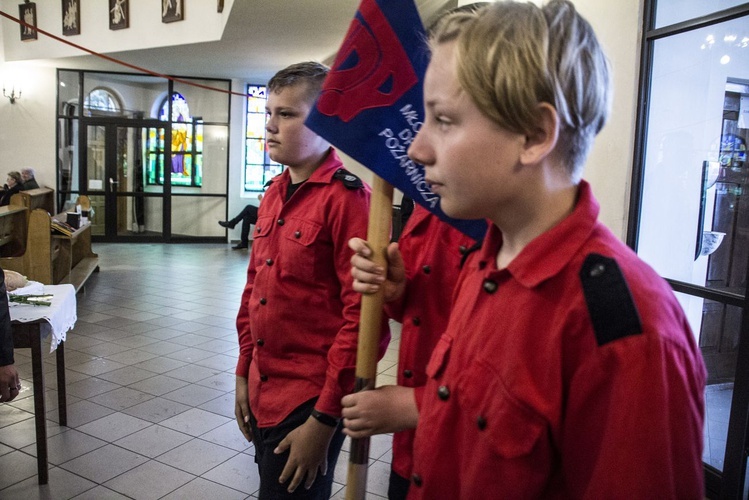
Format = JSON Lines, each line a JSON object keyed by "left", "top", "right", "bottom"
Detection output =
{"left": 264, "top": 179, "right": 274, "bottom": 188}
{"left": 333, "top": 169, "right": 363, "bottom": 189}
{"left": 579, "top": 253, "right": 643, "bottom": 346}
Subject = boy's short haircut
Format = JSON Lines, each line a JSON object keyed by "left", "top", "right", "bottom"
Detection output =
{"left": 430, "top": 0, "right": 611, "bottom": 179}
{"left": 267, "top": 61, "right": 330, "bottom": 105}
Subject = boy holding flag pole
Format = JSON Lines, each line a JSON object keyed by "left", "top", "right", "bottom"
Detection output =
{"left": 340, "top": 1, "right": 706, "bottom": 498}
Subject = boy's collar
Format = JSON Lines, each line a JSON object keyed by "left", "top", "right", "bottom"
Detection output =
{"left": 281, "top": 148, "right": 340, "bottom": 185}
{"left": 478, "top": 181, "right": 599, "bottom": 288}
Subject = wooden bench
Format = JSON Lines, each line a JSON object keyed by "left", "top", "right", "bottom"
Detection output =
{"left": 1, "top": 196, "right": 99, "bottom": 292}
{"left": 9, "top": 187, "right": 55, "bottom": 215}
{"left": 0, "top": 205, "right": 28, "bottom": 258}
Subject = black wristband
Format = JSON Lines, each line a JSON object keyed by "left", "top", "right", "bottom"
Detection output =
{"left": 310, "top": 408, "right": 339, "bottom": 427}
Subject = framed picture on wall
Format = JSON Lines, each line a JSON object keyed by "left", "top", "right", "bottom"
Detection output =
{"left": 62, "top": 0, "right": 81, "bottom": 36}
{"left": 109, "top": 0, "right": 129, "bottom": 30}
{"left": 19, "top": 1, "right": 37, "bottom": 41}
{"left": 161, "top": 0, "right": 184, "bottom": 23}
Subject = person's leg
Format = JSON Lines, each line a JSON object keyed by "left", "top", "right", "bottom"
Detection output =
{"left": 238, "top": 221, "right": 252, "bottom": 248}
{"left": 387, "top": 470, "right": 410, "bottom": 500}
{"left": 220, "top": 204, "right": 254, "bottom": 229}
{"left": 250, "top": 398, "right": 345, "bottom": 500}
{"left": 238, "top": 205, "right": 259, "bottom": 247}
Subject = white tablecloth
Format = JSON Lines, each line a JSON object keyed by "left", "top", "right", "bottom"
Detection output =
{"left": 9, "top": 283, "right": 77, "bottom": 352}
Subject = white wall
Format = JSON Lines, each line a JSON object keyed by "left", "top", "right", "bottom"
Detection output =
{"left": 0, "top": 61, "right": 57, "bottom": 188}
{"left": 575, "top": 0, "right": 643, "bottom": 239}
{"left": 1, "top": 0, "right": 234, "bottom": 61}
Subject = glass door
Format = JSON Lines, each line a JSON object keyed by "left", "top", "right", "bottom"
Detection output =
{"left": 84, "top": 122, "right": 166, "bottom": 241}
{"left": 629, "top": 3, "right": 749, "bottom": 497}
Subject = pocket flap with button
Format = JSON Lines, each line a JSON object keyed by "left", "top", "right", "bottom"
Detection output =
{"left": 461, "top": 360, "right": 546, "bottom": 459}
{"left": 254, "top": 216, "right": 274, "bottom": 238}
{"left": 282, "top": 218, "right": 322, "bottom": 247}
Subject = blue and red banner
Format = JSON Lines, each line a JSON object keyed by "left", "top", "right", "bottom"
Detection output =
{"left": 305, "top": 0, "right": 487, "bottom": 241}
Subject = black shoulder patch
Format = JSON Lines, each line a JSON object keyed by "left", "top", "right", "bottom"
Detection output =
{"left": 264, "top": 179, "right": 274, "bottom": 188}
{"left": 579, "top": 253, "right": 643, "bottom": 346}
{"left": 333, "top": 169, "right": 363, "bottom": 189}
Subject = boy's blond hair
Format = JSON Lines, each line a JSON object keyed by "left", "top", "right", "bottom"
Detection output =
{"left": 430, "top": 0, "right": 611, "bottom": 180}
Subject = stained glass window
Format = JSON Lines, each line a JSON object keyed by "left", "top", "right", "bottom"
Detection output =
{"left": 245, "top": 84, "right": 281, "bottom": 192}
{"left": 145, "top": 92, "right": 203, "bottom": 187}
{"left": 84, "top": 88, "right": 121, "bottom": 115}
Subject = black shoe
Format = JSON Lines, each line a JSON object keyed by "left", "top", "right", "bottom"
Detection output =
{"left": 232, "top": 243, "right": 249, "bottom": 250}
{"left": 219, "top": 220, "right": 236, "bottom": 229}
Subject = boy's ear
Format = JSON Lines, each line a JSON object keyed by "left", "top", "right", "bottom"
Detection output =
{"left": 519, "top": 102, "right": 559, "bottom": 165}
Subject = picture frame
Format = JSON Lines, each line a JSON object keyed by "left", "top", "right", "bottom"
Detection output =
{"left": 161, "top": 0, "right": 184, "bottom": 23}
{"left": 19, "top": 1, "right": 37, "bottom": 41}
{"left": 62, "top": 0, "right": 81, "bottom": 36}
{"left": 109, "top": 0, "right": 129, "bottom": 30}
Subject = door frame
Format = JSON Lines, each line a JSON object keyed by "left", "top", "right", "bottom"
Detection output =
{"left": 80, "top": 116, "right": 170, "bottom": 243}
{"left": 627, "top": 3, "right": 749, "bottom": 498}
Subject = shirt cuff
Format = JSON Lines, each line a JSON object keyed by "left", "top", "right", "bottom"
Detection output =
{"left": 315, "top": 387, "right": 343, "bottom": 419}
{"left": 235, "top": 354, "right": 251, "bottom": 377}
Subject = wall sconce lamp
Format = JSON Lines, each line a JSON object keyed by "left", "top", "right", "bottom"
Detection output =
{"left": 3, "top": 85, "right": 22, "bottom": 104}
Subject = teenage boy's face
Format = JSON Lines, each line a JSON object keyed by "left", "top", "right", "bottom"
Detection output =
{"left": 265, "top": 83, "right": 328, "bottom": 170}
{"left": 408, "top": 42, "right": 526, "bottom": 221}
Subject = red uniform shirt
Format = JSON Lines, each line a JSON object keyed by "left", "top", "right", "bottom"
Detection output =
{"left": 410, "top": 181, "right": 706, "bottom": 499}
{"left": 386, "top": 205, "right": 477, "bottom": 479}
{"left": 235, "top": 149, "right": 389, "bottom": 427}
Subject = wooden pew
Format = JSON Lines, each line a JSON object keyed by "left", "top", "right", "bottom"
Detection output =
{"left": 10, "top": 187, "right": 55, "bottom": 215}
{"left": 0, "top": 195, "right": 99, "bottom": 292}
{"left": 0, "top": 205, "right": 28, "bottom": 259}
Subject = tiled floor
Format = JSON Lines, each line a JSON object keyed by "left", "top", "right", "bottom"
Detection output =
{"left": 1, "top": 243, "right": 400, "bottom": 499}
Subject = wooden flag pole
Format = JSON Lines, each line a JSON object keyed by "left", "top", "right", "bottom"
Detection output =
{"left": 345, "top": 174, "right": 393, "bottom": 500}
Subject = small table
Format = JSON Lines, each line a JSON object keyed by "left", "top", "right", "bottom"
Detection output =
{"left": 10, "top": 284, "right": 77, "bottom": 485}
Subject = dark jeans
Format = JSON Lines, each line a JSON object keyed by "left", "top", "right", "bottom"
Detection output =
{"left": 230, "top": 204, "right": 259, "bottom": 245}
{"left": 388, "top": 470, "right": 410, "bottom": 500}
{"left": 249, "top": 398, "right": 345, "bottom": 499}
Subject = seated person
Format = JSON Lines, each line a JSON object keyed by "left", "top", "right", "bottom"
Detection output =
{"left": 21, "top": 168, "right": 40, "bottom": 190}
{"left": 219, "top": 203, "right": 259, "bottom": 250}
{"left": 0, "top": 172, "right": 23, "bottom": 206}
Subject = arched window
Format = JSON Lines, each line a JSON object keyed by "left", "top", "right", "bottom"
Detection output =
{"left": 244, "top": 84, "right": 281, "bottom": 192}
{"left": 145, "top": 92, "right": 203, "bottom": 187}
{"left": 84, "top": 88, "right": 121, "bottom": 115}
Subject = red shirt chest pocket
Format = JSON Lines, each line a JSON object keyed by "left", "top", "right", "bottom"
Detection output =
{"left": 253, "top": 216, "right": 273, "bottom": 239}
{"left": 280, "top": 218, "right": 323, "bottom": 282}
{"left": 455, "top": 360, "right": 551, "bottom": 498}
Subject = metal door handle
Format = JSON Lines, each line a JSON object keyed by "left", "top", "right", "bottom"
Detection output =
{"left": 109, "top": 177, "right": 119, "bottom": 187}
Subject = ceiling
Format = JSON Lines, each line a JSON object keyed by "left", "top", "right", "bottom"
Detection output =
{"left": 49, "top": 0, "right": 456, "bottom": 84}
